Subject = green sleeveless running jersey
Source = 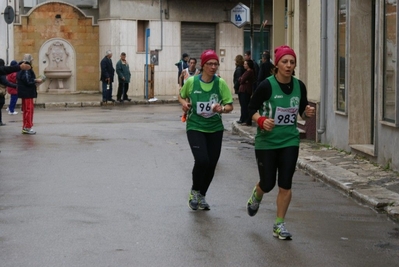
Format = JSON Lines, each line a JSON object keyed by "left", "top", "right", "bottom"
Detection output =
{"left": 255, "top": 75, "right": 301, "bottom": 149}
{"left": 186, "top": 75, "right": 224, "bottom": 133}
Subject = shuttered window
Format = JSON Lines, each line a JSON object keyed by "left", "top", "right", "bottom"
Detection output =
{"left": 181, "top": 23, "right": 216, "bottom": 66}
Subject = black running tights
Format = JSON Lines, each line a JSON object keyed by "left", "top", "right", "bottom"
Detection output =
{"left": 187, "top": 130, "right": 223, "bottom": 196}
{"left": 255, "top": 146, "right": 299, "bottom": 192}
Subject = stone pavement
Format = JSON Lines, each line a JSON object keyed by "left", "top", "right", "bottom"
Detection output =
{"left": 231, "top": 122, "right": 399, "bottom": 222}
{"left": 4, "top": 92, "right": 399, "bottom": 222}
{"left": 28, "top": 92, "right": 179, "bottom": 108}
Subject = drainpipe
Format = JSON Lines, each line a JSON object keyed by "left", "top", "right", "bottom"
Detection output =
{"left": 260, "top": 0, "right": 264, "bottom": 51}
{"left": 158, "top": 0, "right": 164, "bottom": 51}
{"left": 6, "top": 18, "right": 9, "bottom": 65}
{"left": 250, "top": 0, "right": 254, "bottom": 56}
{"left": 287, "top": 0, "right": 293, "bottom": 46}
{"left": 318, "top": 0, "right": 327, "bottom": 135}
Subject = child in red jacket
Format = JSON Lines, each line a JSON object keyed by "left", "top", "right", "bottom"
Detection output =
{"left": 6, "top": 60, "right": 18, "bottom": 115}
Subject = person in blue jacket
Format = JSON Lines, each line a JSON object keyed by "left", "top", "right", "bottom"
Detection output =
{"left": 100, "top": 50, "right": 115, "bottom": 103}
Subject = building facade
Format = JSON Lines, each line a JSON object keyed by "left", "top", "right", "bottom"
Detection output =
{"left": 0, "top": 0, "right": 274, "bottom": 96}
{"left": 326, "top": 0, "right": 399, "bottom": 171}
{"left": 289, "top": 0, "right": 399, "bottom": 172}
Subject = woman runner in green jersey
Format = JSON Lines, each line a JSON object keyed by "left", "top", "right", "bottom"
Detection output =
{"left": 178, "top": 50, "right": 234, "bottom": 211}
{"left": 246, "top": 45, "right": 315, "bottom": 240}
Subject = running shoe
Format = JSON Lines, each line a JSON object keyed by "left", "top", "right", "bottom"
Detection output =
{"left": 247, "top": 186, "right": 262, "bottom": 216}
{"left": 273, "top": 222, "right": 292, "bottom": 240}
{"left": 22, "top": 128, "right": 36, "bottom": 135}
{"left": 188, "top": 190, "right": 199, "bottom": 210}
{"left": 198, "top": 193, "right": 210, "bottom": 210}
{"left": 181, "top": 112, "right": 187, "bottom": 122}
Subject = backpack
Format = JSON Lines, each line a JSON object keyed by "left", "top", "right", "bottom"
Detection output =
{"left": 0, "top": 83, "right": 6, "bottom": 97}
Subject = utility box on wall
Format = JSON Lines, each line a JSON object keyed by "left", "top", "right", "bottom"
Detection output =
{"left": 150, "top": 50, "right": 158, "bottom": 66}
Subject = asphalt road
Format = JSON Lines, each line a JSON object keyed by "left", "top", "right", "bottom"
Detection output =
{"left": 0, "top": 104, "right": 398, "bottom": 267}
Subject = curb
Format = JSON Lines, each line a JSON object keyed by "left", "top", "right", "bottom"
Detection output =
{"left": 33, "top": 99, "right": 180, "bottom": 108}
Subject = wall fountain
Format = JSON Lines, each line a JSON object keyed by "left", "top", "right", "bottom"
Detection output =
{"left": 42, "top": 40, "right": 73, "bottom": 93}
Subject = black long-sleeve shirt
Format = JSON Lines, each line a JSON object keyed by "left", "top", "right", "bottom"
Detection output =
{"left": 0, "top": 65, "right": 21, "bottom": 76}
{"left": 0, "top": 75, "right": 16, "bottom": 88}
{"left": 248, "top": 77, "right": 309, "bottom": 119}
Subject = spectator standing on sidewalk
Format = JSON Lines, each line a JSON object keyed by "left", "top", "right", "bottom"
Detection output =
{"left": 17, "top": 54, "right": 43, "bottom": 135}
{"left": 257, "top": 52, "right": 274, "bottom": 85}
{"left": 244, "top": 50, "right": 259, "bottom": 90}
{"left": 6, "top": 60, "right": 19, "bottom": 115}
{"left": 0, "top": 59, "right": 31, "bottom": 76}
{"left": 0, "top": 59, "right": 18, "bottom": 125}
{"left": 246, "top": 45, "right": 315, "bottom": 240}
{"left": 178, "top": 50, "right": 233, "bottom": 211}
{"left": 175, "top": 53, "right": 189, "bottom": 84}
{"left": 100, "top": 50, "right": 115, "bottom": 103}
{"left": 233, "top": 54, "right": 245, "bottom": 95}
{"left": 237, "top": 59, "right": 255, "bottom": 126}
{"left": 116, "top": 52, "right": 131, "bottom": 102}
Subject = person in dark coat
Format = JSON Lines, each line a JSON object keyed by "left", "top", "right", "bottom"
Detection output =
{"left": 175, "top": 53, "right": 189, "bottom": 84}
{"left": 116, "top": 52, "right": 132, "bottom": 102}
{"left": 0, "top": 59, "right": 30, "bottom": 126}
{"left": 100, "top": 50, "right": 115, "bottom": 103}
{"left": 0, "top": 59, "right": 17, "bottom": 125}
{"left": 233, "top": 55, "right": 245, "bottom": 96}
{"left": 238, "top": 59, "right": 255, "bottom": 126}
{"left": 0, "top": 60, "right": 30, "bottom": 75}
{"left": 257, "top": 52, "right": 275, "bottom": 86}
{"left": 17, "top": 54, "right": 43, "bottom": 134}
{"left": 244, "top": 50, "right": 259, "bottom": 90}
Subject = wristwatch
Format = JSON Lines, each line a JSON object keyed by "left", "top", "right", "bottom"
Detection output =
{"left": 222, "top": 106, "right": 226, "bottom": 113}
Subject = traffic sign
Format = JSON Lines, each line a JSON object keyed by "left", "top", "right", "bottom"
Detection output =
{"left": 230, "top": 3, "right": 250, "bottom": 28}
{"left": 3, "top": 6, "right": 14, "bottom": 24}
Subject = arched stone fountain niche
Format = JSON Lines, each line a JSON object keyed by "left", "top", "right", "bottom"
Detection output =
{"left": 39, "top": 39, "right": 76, "bottom": 93}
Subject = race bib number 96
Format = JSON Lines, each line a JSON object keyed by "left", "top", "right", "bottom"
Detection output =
{"left": 274, "top": 106, "right": 298, "bottom": 125}
{"left": 197, "top": 101, "right": 216, "bottom": 118}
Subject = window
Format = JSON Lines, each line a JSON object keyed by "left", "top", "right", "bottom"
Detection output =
{"left": 337, "top": 0, "right": 347, "bottom": 112}
{"left": 137, "top": 20, "right": 149, "bottom": 53}
{"left": 244, "top": 28, "right": 270, "bottom": 64}
{"left": 383, "top": 0, "right": 397, "bottom": 122}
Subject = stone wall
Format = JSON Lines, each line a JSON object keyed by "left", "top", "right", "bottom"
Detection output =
{"left": 13, "top": 2, "right": 99, "bottom": 92}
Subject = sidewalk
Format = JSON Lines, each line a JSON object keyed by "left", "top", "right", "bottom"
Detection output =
{"left": 29, "top": 92, "right": 180, "bottom": 108}
{"left": 232, "top": 122, "right": 399, "bottom": 222}
{"left": 6, "top": 92, "right": 399, "bottom": 222}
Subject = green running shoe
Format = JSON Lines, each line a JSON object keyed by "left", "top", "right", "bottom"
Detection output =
{"left": 247, "top": 186, "right": 262, "bottom": 216}
{"left": 273, "top": 222, "right": 292, "bottom": 240}
{"left": 188, "top": 190, "right": 199, "bottom": 210}
{"left": 198, "top": 193, "right": 210, "bottom": 210}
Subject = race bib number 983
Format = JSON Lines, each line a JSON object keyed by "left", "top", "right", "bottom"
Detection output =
{"left": 274, "top": 106, "right": 298, "bottom": 125}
